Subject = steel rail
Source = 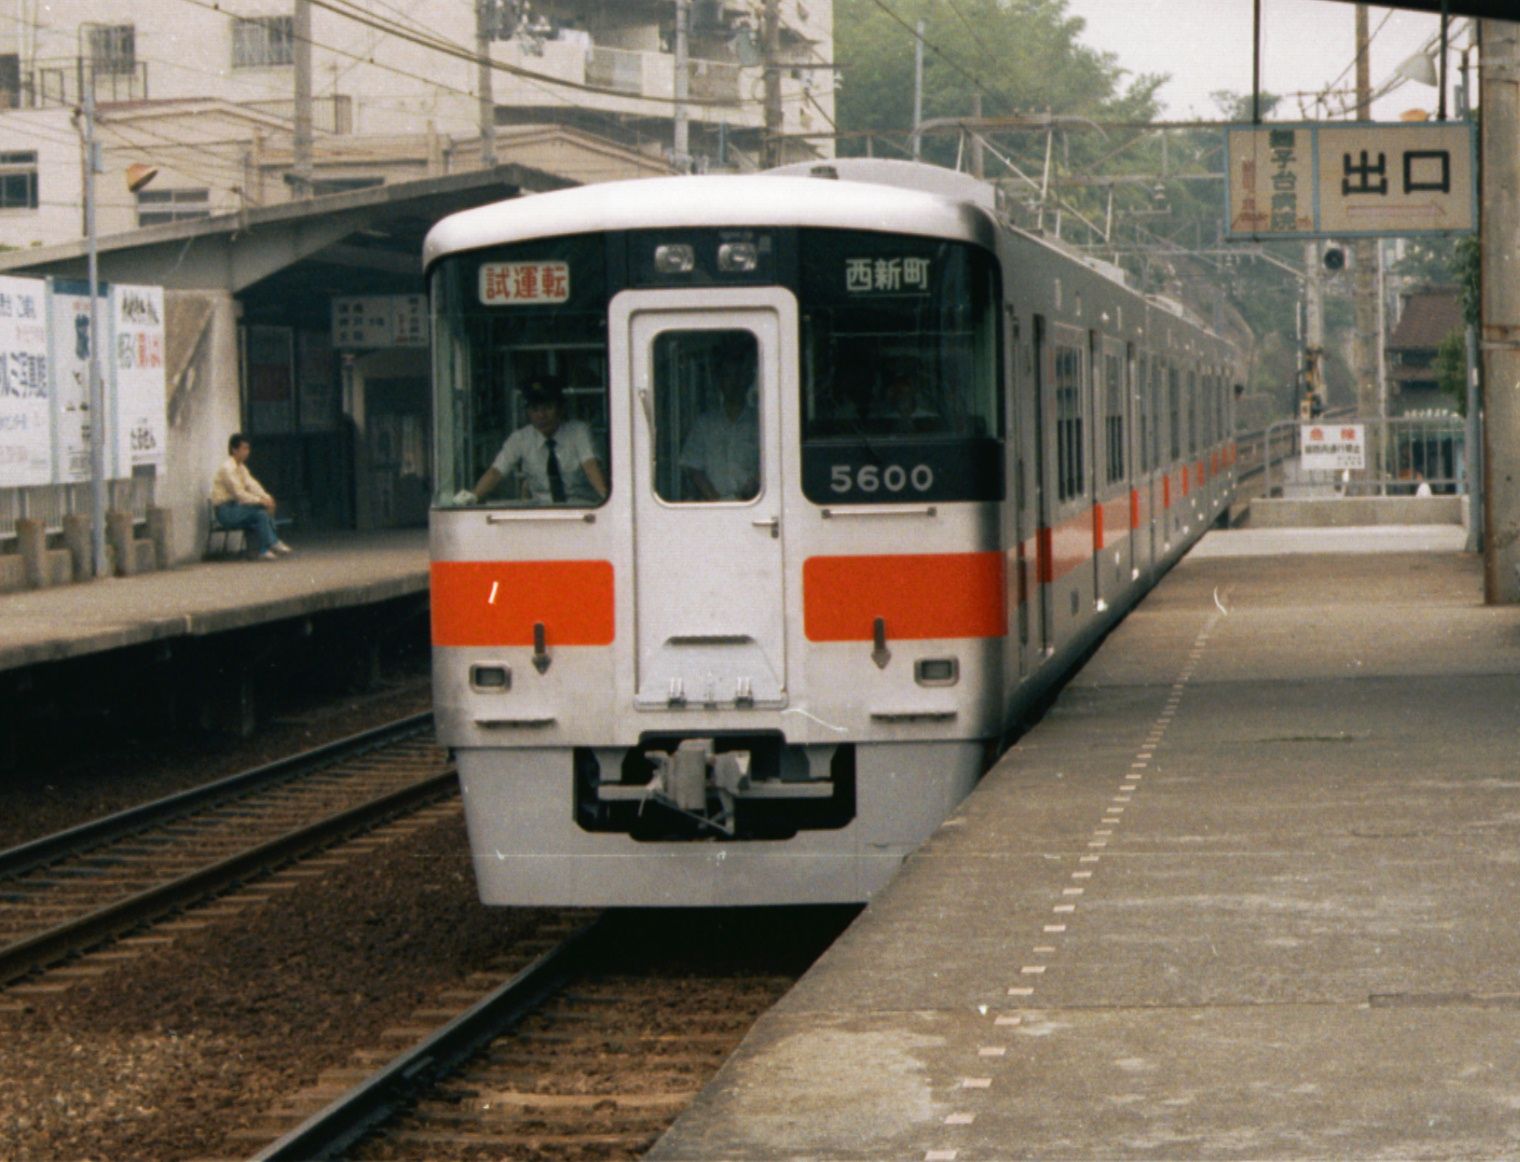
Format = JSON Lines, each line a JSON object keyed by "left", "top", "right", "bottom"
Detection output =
{"left": 252, "top": 917, "right": 607, "bottom": 1162}
{"left": 0, "top": 713, "right": 434, "bottom": 881}
{"left": 0, "top": 766, "right": 457, "bottom": 988}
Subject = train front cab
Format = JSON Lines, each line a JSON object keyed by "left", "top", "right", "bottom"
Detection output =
{"left": 428, "top": 212, "right": 1009, "bottom": 907}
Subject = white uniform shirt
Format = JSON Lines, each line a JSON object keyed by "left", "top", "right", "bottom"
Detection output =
{"left": 490, "top": 419, "right": 602, "bottom": 504}
{"left": 679, "top": 405, "right": 760, "bottom": 499}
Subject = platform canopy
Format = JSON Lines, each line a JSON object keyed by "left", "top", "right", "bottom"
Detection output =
{"left": 1319, "top": 0, "right": 1513, "bottom": 16}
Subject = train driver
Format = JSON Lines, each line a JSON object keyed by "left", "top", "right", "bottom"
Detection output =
{"left": 679, "top": 357, "right": 760, "bottom": 502}
{"left": 455, "top": 376, "right": 608, "bottom": 506}
{"left": 880, "top": 369, "right": 942, "bottom": 434}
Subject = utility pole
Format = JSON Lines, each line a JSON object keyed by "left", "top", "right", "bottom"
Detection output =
{"left": 292, "top": 0, "right": 313, "bottom": 196}
{"left": 912, "top": 19, "right": 924, "bottom": 160}
{"left": 970, "top": 93, "right": 984, "bottom": 180}
{"left": 673, "top": 0, "right": 691, "bottom": 172}
{"left": 1351, "top": 4, "right": 1382, "bottom": 490}
{"left": 1481, "top": 19, "right": 1520, "bottom": 602}
{"left": 79, "top": 35, "right": 107, "bottom": 578}
{"left": 761, "top": 0, "right": 782, "bottom": 169}
{"left": 477, "top": 0, "right": 497, "bottom": 167}
{"left": 1303, "top": 239, "right": 1325, "bottom": 413}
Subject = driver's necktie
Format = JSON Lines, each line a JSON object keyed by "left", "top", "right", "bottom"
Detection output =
{"left": 544, "top": 437, "right": 566, "bottom": 502}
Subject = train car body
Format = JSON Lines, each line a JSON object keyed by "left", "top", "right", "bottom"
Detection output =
{"left": 425, "top": 160, "right": 1240, "bottom": 907}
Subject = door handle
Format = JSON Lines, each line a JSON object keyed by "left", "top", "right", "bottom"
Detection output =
{"left": 752, "top": 515, "right": 779, "bottom": 538}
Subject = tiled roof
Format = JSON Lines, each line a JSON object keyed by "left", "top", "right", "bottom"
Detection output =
{"left": 1388, "top": 288, "right": 1463, "bottom": 351}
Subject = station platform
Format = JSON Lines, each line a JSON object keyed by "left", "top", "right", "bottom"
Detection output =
{"left": 0, "top": 529, "right": 427, "bottom": 674}
{"left": 651, "top": 524, "right": 1520, "bottom": 1160}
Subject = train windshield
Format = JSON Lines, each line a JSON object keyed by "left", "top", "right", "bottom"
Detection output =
{"left": 798, "top": 231, "right": 1002, "bottom": 504}
{"left": 431, "top": 234, "right": 610, "bottom": 509}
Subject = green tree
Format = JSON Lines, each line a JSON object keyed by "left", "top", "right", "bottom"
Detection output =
{"left": 834, "top": 0, "right": 1163, "bottom": 164}
{"left": 1433, "top": 234, "right": 1481, "bottom": 415}
{"left": 1435, "top": 328, "right": 1467, "bottom": 416}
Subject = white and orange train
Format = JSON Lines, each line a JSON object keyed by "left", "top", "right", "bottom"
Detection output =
{"left": 424, "top": 159, "right": 1241, "bottom": 907}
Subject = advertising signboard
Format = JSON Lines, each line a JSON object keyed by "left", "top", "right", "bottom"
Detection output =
{"left": 0, "top": 275, "right": 50, "bottom": 487}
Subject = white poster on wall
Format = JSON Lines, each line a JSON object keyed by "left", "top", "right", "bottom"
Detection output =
{"left": 110, "top": 284, "right": 167, "bottom": 473}
{"left": 0, "top": 275, "right": 51, "bottom": 487}
{"left": 48, "top": 281, "right": 98, "bottom": 484}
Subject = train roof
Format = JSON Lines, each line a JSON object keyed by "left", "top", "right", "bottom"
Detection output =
{"left": 422, "top": 172, "right": 999, "bottom": 270}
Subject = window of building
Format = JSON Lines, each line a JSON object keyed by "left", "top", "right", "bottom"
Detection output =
{"left": 233, "top": 16, "right": 295, "bottom": 68}
{"left": 0, "top": 151, "right": 38, "bottom": 210}
{"left": 0, "top": 54, "right": 20, "bottom": 109}
{"left": 89, "top": 25, "right": 136, "bottom": 75}
{"left": 137, "top": 187, "right": 210, "bottom": 226}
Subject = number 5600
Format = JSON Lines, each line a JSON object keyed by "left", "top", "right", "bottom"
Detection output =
{"left": 829, "top": 463, "right": 934, "bottom": 494}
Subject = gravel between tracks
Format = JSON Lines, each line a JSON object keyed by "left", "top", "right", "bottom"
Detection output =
{"left": 0, "top": 673, "right": 431, "bottom": 850}
{"left": 0, "top": 811, "right": 545, "bottom": 1161}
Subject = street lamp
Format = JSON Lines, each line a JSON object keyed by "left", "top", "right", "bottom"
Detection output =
{"left": 77, "top": 23, "right": 108, "bottom": 579}
{"left": 76, "top": 26, "right": 157, "bottom": 580}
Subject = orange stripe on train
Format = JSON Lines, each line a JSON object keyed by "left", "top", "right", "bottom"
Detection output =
{"left": 804, "top": 552, "right": 1006, "bottom": 641}
{"left": 431, "top": 560, "right": 615, "bottom": 647}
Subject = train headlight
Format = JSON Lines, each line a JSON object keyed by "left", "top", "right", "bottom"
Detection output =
{"left": 915, "top": 658, "right": 959, "bottom": 687}
{"left": 470, "top": 663, "right": 511, "bottom": 692}
{"left": 654, "top": 243, "right": 696, "bottom": 275}
{"left": 718, "top": 242, "right": 759, "bottom": 273}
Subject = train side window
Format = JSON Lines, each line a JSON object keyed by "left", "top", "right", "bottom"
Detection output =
{"left": 1187, "top": 370, "right": 1199, "bottom": 455}
{"left": 1104, "top": 351, "right": 1124, "bottom": 485}
{"left": 1167, "top": 367, "right": 1181, "bottom": 462}
{"left": 1150, "top": 359, "right": 1164, "bottom": 471}
{"left": 650, "top": 329, "right": 761, "bottom": 504}
{"left": 1054, "top": 343, "right": 1083, "bottom": 502}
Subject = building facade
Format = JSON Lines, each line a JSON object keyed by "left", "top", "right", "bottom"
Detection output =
{"left": 1, "top": 0, "right": 834, "bottom": 246}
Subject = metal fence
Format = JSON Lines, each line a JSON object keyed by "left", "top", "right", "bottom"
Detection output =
{"left": 0, "top": 476, "right": 153, "bottom": 543}
{"left": 1261, "top": 415, "right": 1469, "bottom": 498}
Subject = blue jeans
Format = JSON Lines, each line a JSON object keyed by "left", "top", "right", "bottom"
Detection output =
{"left": 216, "top": 502, "right": 278, "bottom": 553}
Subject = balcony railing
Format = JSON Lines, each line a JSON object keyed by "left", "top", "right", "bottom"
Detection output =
{"left": 26, "top": 57, "right": 149, "bottom": 108}
{"left": 583, "top": 45, "right": 742, "bottom": 105}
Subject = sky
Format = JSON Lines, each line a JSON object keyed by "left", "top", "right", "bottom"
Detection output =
{"left": 1061, "top": 0, "right": 1465, "bottom": 122}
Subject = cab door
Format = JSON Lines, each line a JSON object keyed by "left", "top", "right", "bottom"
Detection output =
{"left": 613, "top": 288, "right": 793, "bottom": 711}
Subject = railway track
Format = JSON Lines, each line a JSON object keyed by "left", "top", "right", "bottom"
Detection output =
{"left": 248, "top": 908, "right": 851, "bottom": 1162}
{"left": 0, "top": 714, "right": 454, "bottom": 990}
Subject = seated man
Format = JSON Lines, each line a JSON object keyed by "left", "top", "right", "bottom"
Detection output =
{"left": 680, "top": 361, "right": 760, "bottom": 501}
{"left": 211, "top": 432, "right": 291, "bottom": 561}
{"left": 456, "top": 376, "right": 607, "bottom": 505}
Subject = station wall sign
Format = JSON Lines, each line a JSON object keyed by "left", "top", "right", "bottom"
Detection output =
{"left": 1225, "top": 121, "right": 1476, "bottom": 240}
{"left": 0, "top": 276, "right": 49, "bottom": 488}
{"left": 0, "top": 277, "right": 167, "bottom": 489}
{"left": 332, "top": 294, "right": 427, "bottom": 350}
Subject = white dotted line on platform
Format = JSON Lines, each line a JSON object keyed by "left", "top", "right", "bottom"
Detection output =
{"left": 924, "top": 614, "right": 1220, "bottom": 1160}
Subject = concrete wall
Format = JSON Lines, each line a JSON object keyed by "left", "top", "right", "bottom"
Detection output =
{"left": 1247, "top": 496, "right": 1467, "bottom": 528}
{"left": 0, "top": 108, "right": 83, "bottom": 248}
{"left": 160, "top": 290, "right": 242, "bottom": 563}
